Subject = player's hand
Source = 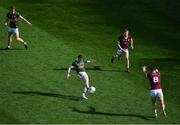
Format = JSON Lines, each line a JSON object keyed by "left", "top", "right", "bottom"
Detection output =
{"left": 27, "top": 22, "right": 32, "bottom": 26}
{"left": 4, "top": 22, "right": 8, "bottom": 26}
{"left": 91, "top": 60, "right": 96, "bottom": 64}
{"left": 142, "top": 65, "right": 147, "bottom": 72}
{"left": 155, "top": 69, "right": 159, "bottom": 73}
{"left": 66, "top": 74, "right": 71, "bottom": 79}
{"left": 131, "top": 46, "right": 134, "bottom": 50}
{"left": 122, "top": 49, "right": 126, "bottom": 52}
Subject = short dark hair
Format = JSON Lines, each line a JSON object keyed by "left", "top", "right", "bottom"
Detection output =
{"left": 78, "top": 54, "right": 83, "bottom": 59}
{"left": 10, "top": 5, "right": 16, "bottom": 10}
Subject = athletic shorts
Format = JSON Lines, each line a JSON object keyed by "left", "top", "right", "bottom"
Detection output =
{"left": 77, "top": 72, "right": 88, "bottom": 79}
{"left": 8, "top": 27, "right": 19, "bottom": 34}
{"left": 116, "top": 48, "right": 129, "bottom": 58}
{"left": 150, "top": 89, "right": 163, "bottom": 97}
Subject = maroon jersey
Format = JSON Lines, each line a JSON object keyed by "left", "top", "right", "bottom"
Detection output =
{"left": 118, "top": 35, "right": 132, "bottom": 49}
{"left": 147, "top": 72, "right": 161, "bottom": 90}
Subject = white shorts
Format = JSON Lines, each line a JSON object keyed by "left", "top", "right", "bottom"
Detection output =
{"left": 77, "top": 72, "right": 88, "bottom": 79}
{"left": 8, "top": 27, "right": 19, "bottom": 34}
{"left": 116, "top": 48, "right": 129, "bottom": 58}
{"left": 150, "top": 89, "right": 163, "bottom": 97}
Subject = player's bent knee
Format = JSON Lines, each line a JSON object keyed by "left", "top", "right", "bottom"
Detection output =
{"left": 16, "top": 37, "right": 20, "bottom": 41}
{"left": 83, "top": 76, "right": 88, "bottom": 81}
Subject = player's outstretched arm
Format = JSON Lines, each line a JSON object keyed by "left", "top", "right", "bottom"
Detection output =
{"left": 66, "top": 66, "right": 74, "bottom": 79}
{"left": 19, "top": 16, "right": 32, "bottom": 26}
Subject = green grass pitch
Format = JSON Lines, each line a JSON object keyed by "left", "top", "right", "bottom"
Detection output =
{"left": 0, "top": 0, "right": 180, "bottom": 123}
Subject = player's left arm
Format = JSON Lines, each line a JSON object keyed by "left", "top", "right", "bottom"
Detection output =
{"left": 66, "top": 65, "right": 74, "bottom": 79}
{"left": 19, "top": 15, "right": 32, "bottom": 26}
{"left": 130, "top": 38, "right": 134, "bottom": 50}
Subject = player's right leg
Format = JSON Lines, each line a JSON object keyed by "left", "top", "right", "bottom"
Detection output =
{"left": 15, "top": 29, "right": 28, "bottom": 50}
{"left": 151, "top": 97, "right": 158, "bottom": 118}
{"left": 150, "top": 89, "right": 158, "bottom": 118}
{"left": 7, "top": 32, "right": 13, "bottom": 49}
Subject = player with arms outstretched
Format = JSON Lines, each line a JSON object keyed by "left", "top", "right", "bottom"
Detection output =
{"left": 142, "top": 66, "right": 167, "bottom": 118}
{"left": 5, "top": 5, "right": 32, "bottom": 49}
{"left": 67, "top": 55, "right": 96, "bottom": 99}
{"left": 111, "top": 29, "right": 134, "bottom": 72}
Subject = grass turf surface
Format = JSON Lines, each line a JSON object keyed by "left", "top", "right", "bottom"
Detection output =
{"left": 0, "top": 0, "right": 180, "bottom": 123}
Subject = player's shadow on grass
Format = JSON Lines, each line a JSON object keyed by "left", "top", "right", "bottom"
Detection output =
{"left": 72, "top": 106, "right": 151, "bottom": 120}
{"left": 53, "top": 66, "right": 123, "bottom": 72}
{"left": 13, "top": 91, "right": 80, "bottom": 101}
{"left": 0, "top": 48, "right": 24, "bottom": 51}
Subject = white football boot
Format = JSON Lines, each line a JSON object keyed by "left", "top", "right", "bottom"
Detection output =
{"left": 81, "top": 93, "right": 88, "bottom": 100}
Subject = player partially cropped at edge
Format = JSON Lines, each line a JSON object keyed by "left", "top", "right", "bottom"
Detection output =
{"left": 142, "top": 66, "right": 167, "bottom": 118}
{"left": 111, "top": 29, "right": 134, "bottom": 72}
{"left": 66, "top": 55, "right": 96, "bottom": 99}
{"left": 5, "top": 5, "right": 32, "bottom": 49}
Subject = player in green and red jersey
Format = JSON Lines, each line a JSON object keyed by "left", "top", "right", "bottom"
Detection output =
{"left": 5, "top": 5, "right": 32, "bottom": 49}
{"left": 66, "top": 55, "right": 96, "bottom": 99}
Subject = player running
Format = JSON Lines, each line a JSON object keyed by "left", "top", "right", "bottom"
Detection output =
{"left": 142, "top": 66, "right": 167, "bottom": 118}
{"left": 111, "top": 29, "right": 134, "bottom": 72}
{"left": 5, "top": 5, "right": 32, "bottom": 50}
{"left": 66, "top": 55, "right": 96, "bottom": 100}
